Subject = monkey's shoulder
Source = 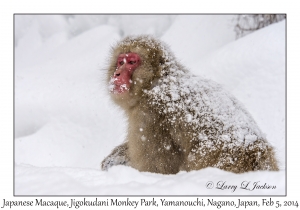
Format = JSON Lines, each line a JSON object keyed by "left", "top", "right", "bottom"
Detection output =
{"left": 144, "top": 74, "right": 265, "bottom": 145}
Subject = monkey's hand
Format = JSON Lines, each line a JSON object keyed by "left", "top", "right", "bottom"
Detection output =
{"left": 101, "top": 142, "right": 130, "bottom": 171}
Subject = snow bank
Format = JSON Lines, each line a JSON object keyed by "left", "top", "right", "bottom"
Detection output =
{"left": 161, "top": 15, "right": 236, "bottom": 65}
{"left": 15, "top": 25, "right": 123, "bottom": 169}
{"left": 15, "top": 164, "right": 284, "bottom": 195}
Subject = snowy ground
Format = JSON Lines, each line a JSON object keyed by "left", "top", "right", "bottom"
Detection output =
{"left": 14, "top": 15, "right": 285, "bottom": 195}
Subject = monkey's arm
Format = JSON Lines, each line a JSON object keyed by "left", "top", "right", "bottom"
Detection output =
{"left": 101, "top": 142, "right": 130, "bottom": 171}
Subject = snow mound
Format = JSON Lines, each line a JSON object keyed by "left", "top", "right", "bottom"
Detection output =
{"left": 15, "top": 164, "right": 284, "bottom": 195}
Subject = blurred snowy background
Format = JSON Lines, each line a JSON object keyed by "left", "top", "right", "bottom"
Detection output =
{"left": 14, "top": 15, "right": 285, "bottom": 195}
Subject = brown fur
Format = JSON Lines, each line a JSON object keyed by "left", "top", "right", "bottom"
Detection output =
{"left": 101, "top": 35, "right": 278, "bottom": 174}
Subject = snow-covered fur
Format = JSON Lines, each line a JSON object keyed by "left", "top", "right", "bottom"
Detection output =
{"left": 102, "top": 35, "right": 278, "bottom": 174}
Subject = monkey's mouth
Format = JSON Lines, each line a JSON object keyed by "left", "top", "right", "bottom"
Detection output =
{"left": 113, "top": 84, "right": 130, "bottom": 94}
{"left": 109, "top": 78, "right": 130, "bottom": 94}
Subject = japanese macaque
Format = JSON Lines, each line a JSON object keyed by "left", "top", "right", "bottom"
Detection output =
{"left": 101, "top": 35, "right": 278, "bottom": 174}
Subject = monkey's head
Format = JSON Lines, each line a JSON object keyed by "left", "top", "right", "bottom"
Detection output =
{"left": 107, "top": 35, "right": 171, "bottom": 108}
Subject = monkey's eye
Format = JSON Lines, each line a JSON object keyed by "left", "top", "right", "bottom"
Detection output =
{"left": 119, "top": 61, "right": 124, "bottom": 65}
{"left": 129, "top": 61, "right": 136, "bottom": 65}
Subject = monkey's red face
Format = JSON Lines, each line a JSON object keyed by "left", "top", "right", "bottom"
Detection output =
{"left": 110, "top": 53, "right": 141, "bottom": 94}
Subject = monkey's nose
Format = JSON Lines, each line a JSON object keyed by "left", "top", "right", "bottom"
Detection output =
{"left": 114, "top": 68, "right": 123, "bottom": 77}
